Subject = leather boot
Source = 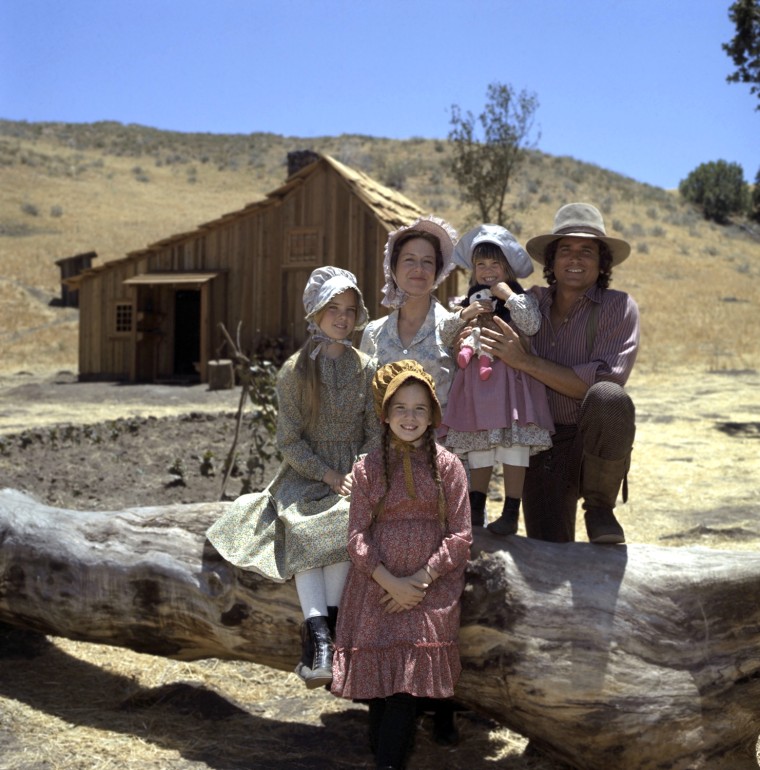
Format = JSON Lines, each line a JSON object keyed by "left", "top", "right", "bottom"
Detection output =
{"left": 303, "top": 615, "right": 333, "bottom": 689}
{"left": 468, "top": 490, "right": 486, "bottom": 527}
{"left": 487, "top": 496, "right": 520, "bottom": 537}
{"left": 581, "top": 452, "right": 629, "bottom": 544}
{"left": 293, "top": 620, "right": 314, "bottom": 681}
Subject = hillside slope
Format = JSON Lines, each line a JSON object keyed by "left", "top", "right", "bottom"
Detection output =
{"left": 0, "top": 119, "right": 758, "bottom": 376}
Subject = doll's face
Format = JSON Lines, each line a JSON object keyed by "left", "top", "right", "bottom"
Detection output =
{"left": 316, "top": 289, "right": 358, "bottom": 341}
{"left": 469, "top": 287, "right": 494, "bottom": 304}
{"left": 384, "top": 382, "right": 432, "bottom": 447}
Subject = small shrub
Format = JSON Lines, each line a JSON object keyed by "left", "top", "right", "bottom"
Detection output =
{"left": 637, "top": 242, "right": 650, "bottom": 254}
{"left": 21, "top": 202, "right": 39, "bottom": 217}
{"left": 679, "top": 160, "right": 748, "bottom": 224}
{"left": 50, "top": 205, "right": 63, "bottom": 218}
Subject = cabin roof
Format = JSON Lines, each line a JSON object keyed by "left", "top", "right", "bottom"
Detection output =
{"left": 66, "top": 154, "right": 424, "bottom": 288}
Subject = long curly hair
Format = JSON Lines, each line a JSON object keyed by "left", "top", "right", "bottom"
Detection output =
{"left": 293, "top": 311, "right": 362, "bottom": 432}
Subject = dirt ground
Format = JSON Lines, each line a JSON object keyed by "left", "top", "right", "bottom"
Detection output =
{"left": 1, "top": 367, "right": 759, "bottom": 769}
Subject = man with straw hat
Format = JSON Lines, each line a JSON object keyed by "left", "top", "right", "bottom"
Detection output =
{"left": 480, "top": 203, "right": 639, "bottom": 545}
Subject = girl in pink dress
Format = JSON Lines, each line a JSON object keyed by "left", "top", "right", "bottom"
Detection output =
{"left": 331, "top": 360, "right": 472, "bottom": 770}
{"left": 439, "top": 224, "right": 554, "bottom": 536}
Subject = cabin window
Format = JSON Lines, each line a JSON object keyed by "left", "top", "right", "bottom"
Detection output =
{"left": 114, "top": 302, "right": 134, "bottom": 335}
{"left": 285, "top": 227, "right": 322, "bottom": 267}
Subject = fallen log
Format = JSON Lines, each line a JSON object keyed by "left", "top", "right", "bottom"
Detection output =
{"left": 1, "top": 488, "right": 758, "bottom": 770}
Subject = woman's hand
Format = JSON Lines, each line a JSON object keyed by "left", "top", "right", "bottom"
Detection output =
{"left": 323, "top": 469, "right": 352, "bottom": 496}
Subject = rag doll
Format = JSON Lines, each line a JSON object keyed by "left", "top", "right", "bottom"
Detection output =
{"left": 457, "top": 282, "right": 513, "bottom": 381}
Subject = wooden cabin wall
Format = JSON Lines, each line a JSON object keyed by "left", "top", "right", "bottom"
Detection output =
{"left": 78, "top": 257, "right": 148, "bottom": 380}
{"left": 76, "top": 159, "right": 445, "bottom": 382}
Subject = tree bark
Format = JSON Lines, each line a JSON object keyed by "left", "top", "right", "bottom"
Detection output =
{"left": 1, "top": 488, "right": 759, "bottom": 770}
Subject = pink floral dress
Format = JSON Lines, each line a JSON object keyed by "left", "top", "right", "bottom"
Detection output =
{"left": 331, "top": 442, "right": 472, "bottom": 700}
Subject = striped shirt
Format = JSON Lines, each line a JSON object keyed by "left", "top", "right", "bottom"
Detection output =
{"left": 530, "top": 284, "right": 640, "bottom": 425}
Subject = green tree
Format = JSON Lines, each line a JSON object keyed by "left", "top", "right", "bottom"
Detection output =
{"left": 722, "top": 0, "right": 760, "bottom": 109}
{"left": 679, "top": 160, "right": 749, "bottom": 223}
{"left": 751, "top": 167, "right": 760, "bottom": 222}
{"left": 448, "top": 82, "right": 539, "bottom": 226}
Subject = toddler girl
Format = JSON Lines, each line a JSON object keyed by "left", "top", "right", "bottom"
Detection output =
{"left": 332, "top": 359, "right": 472, "bottom": 770}
{"left": 206, "top": 266, "right": 379, "bottom": 689}
{"left": 440, "top": 224, "right": 554, "bottom": 535}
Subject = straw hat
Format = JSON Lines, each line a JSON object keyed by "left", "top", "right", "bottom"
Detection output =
{"left": 525, "top": 203, "right": 631, "bottom": 266}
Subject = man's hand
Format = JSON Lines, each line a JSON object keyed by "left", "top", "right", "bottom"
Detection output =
{"left": 480, "top": 316, "right": 528, "bottom": 369}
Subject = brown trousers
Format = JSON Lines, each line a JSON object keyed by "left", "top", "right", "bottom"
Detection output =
{"left": 522, "top": 381, "right": 636, "bottom": 542}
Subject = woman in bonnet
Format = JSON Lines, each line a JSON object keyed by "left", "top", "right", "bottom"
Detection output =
{"left": 360, "top": 215, "right": 459, "bottom": 413}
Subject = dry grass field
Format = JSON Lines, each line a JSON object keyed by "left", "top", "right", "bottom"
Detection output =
{"left": 1, "top": 120, "right": 759, "bottom": 769}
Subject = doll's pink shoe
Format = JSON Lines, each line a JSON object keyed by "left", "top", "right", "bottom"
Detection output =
{"left": 478, "top": 355, "right": 492, "bottom": 381}
{"left": 458, "top": 346, "right": 474, "bottom": 368}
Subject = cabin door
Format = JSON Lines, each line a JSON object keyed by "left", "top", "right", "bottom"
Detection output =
{"left": 173, "top": 289, "right": 201, "bottom": 378}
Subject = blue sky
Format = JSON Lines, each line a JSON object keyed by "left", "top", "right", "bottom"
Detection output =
{"left": 2, "top": 0, "right": 757, "bottom": 190}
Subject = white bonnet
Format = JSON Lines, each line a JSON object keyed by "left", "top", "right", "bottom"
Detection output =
{"left": 453, "top": 224, "right": 533, "bottom": 279}
{"left": 303, "top": 266, "right": 369, "bottom": 330}
{"left": 381, "top": 215, "right": 459, "bottom": 308}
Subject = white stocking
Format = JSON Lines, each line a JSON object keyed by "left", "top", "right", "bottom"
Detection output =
{"left": 323, "top": 561, "right": 351, "bottom": 607}
{"left": 294, "top": 567, "right": 327, "bottom": 619}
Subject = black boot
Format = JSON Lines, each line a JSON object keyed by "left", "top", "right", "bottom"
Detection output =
{"left": 368, "top": 698, "right": 386, "bottom": 755}
{"left": 468, "top": 490, "right": 486, "bottom": 528}
{"left": 293, "top": 620, "right": 314, "bottom": 681}
{"left": 432, "top": 700, "right": 459, "bottom": 746}
{"left": 487, "top": 496, "right": 520, "bottom": 537}
{"left": 323, "top": 606, "right": 339, "bottom": 691}
{"left": 303, "top": 616, "right": 334, "bottom": 689}
{"left": 376, "top": 693, "right": 418, "bottom": 769}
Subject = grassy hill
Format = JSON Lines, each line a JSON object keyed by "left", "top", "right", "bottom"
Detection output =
{"left": 0, "top": 119, "right": 758, "bottom": 377}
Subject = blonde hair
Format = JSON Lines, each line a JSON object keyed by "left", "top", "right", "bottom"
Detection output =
{"left": 294, "top": 304, "right": 362, "bottom": 432}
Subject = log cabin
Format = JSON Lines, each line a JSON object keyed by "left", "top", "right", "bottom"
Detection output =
{"left": 66, "top": 151, "right": 461, "bottom": 384}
